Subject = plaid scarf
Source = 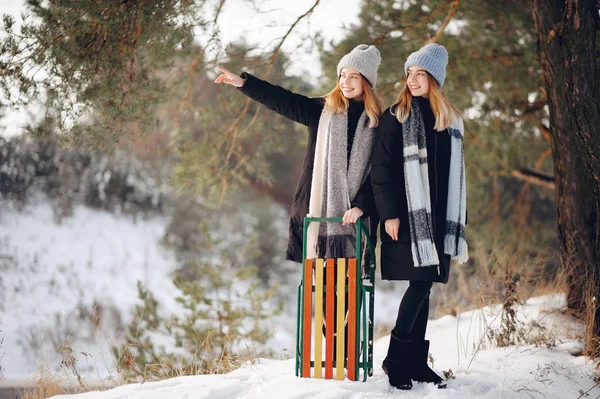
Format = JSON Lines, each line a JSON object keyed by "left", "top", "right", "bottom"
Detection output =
{"left": 402, "top": 98, "right": 468, "bottom": 267}
{"left": 306, "top": 110, "right": 374, "bottom": 259}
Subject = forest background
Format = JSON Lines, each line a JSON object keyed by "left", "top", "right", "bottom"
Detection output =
{"left": 0, "top": 0, "right": 599, "bottom": 393}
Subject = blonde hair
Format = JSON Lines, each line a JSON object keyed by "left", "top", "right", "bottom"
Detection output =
{"left": 323, "top": 77, "right": 384, "bottom": 128}
{"left": 393, "top": 73, "right": 461, "bottom": 131}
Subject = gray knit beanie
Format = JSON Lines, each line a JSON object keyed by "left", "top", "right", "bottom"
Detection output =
{"left": 404, "top": 43, "right": 448, "bottom": 87}
{"left": 336, "top": 44, "right": 381, "bottom": 88}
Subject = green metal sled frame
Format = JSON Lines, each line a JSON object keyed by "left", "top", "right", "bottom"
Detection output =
{"left": 295, "top": 217, "right": 376, "bottom": 382}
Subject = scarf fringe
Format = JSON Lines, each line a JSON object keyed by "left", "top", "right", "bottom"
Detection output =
{"left": 317, "top": 234, "right": 356, "bottom": 259}
{"left": 412, "top": 240, "right": 440, "bottom": 267}
{"left": 445, "top": 235, "right": 469, "bottom": 264}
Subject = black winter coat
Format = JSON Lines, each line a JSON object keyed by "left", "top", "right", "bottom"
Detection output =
{"left": 238, "top": 73, "right": 377, "bottom": 263}
{"left": 371, "top": 97, "right": 452, "bottom": 283}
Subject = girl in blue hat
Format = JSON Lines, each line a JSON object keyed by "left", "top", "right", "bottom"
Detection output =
{"left": 371, "top": 43, "right": 468, "bottom": 390}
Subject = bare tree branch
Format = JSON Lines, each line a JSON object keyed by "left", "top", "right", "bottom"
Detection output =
{"left": 179, "top": 0, "right": 227, "bottom": 115}
{"left": 374, "top": 0, "right": 458, "bottom": 45}
{"left": 402, "top": 0, "right": 457, "bottom": 32}
{"left": 220, "top": 0, "right": 321, "bottom": 201}
{"left": 511, "top": 168, "right": 555, "bottom": 190}
{"left": 538, "top": 122, "right": 552, "bottom": 142}
{"left": 430, "top": 0, "right": 460, "bottom": 43}
{"left": 535, "top": 146, "right": 552, "bottom": 169}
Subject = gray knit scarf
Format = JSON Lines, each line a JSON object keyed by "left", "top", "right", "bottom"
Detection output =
{"left": 306, "top": 110, "right": 374, "bottom": 259}
{"left": 402, "top": 98, "right": 468, "bottom": 267}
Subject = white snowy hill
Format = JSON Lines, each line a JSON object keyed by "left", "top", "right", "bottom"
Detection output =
{"left": 50, "top": 295, "right": 598, "bottom": 399}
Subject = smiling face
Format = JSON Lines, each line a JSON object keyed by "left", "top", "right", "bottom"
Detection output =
{"left": 406, "top": 66, "right": 430, "bottom": 98}
{"left": 339, "top": 68, "right": 365, "bottom": 101}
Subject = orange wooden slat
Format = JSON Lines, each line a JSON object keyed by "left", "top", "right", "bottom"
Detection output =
{"left": 335, "top": 258, "right": 345, "bottom": 380}
{"left": 302, "top": 259, "right": 313, "bottom": 378}
{"left": 347, "top": 258, "right": 357, "bottom": 381}
{"left": 325, "top": 258, "right": 334, "bottom": 379}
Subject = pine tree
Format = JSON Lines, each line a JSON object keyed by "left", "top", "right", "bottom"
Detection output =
{"left": 113, "top": 226, "right": 282, "bottom": 381}
{"left": 320, "top": 0, "right": 558, "bottom": 277}
{"left": 0, "top": 0, "right": 204, "bottom": 146}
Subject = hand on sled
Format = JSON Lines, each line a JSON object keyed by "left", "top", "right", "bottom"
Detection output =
{"left": 214, "top": 66, "right": 246, "bottom": 87}
{"left": 342, "top": 207, "right": 363, "bottom": 226}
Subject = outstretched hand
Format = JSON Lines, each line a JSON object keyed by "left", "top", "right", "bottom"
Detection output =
{"left": 214, "top": 66, "right": 246, "bottom": 88}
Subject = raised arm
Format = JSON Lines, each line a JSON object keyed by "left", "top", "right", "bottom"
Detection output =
{"left": 214, "top": 66, "right": 323, "bottom": 127}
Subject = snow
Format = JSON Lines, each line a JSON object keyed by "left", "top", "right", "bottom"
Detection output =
{"left": 49, "top": 294, "right": 597, "bottom": 399}
{"left": 1, "top": 197, "right": 598, "bottom": 398}
{"left": 0, "top": 194, "right": 182, "bottom": 383}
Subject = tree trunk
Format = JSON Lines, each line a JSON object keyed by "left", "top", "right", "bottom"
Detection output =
{"left": 529, "top": 1, "right": 598, "bottom": 325}
{"left": 562, "top": 0, "right": 600, "bottom": 352}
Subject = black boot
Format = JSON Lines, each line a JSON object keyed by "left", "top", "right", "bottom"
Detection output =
{"left": 384, "top": 334, "right": 412, "bottom": 390}
{"left": 410, "top": 340, "right": 446, "bottom": 388}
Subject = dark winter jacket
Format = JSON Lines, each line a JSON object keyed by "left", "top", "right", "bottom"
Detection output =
{"left": 371, "top": 97, "right": 452, "bottom": 283}
{"left": 238, "top": 72, "right": 377, "bottom": 263}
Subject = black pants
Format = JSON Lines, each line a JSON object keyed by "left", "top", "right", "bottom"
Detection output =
{"left": 392, "top": 280, "right": 433, "bottom": 341}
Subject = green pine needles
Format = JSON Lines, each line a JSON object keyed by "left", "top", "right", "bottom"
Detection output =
{"left": 0, "top": 0, "right": 201, "bottom": 146}
{"left": 112, "top": 226, "right": 282, "bottom": 382}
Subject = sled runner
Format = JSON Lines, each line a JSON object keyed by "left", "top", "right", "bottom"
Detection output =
{"left": 295, "top": 217, "right": 376, "bottom": 382}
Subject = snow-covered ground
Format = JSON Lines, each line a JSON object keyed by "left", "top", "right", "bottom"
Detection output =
{"left": 1, "top": 197, "right": 598, "bottom": 398}
{"left": 50, "top": 295, "right": 597, "bottom": 399}
{"left": 0, "top": 195, "right": 182, "bottom": 384}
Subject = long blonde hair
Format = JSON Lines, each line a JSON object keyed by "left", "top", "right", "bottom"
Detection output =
{"left": 393, "top": 73, "right": 461, "bottom": 131}
{"left": 323, "top": 77, "right": 384, "bottom": 128}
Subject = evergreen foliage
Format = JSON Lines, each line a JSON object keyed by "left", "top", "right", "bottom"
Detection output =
{"left": 171, "top": 44, "right": 308, "bottom": 204}
{"left": 0, "top": 0, "right": 203, "bottom": 146}
{"left": 317, "top": 0, "right": 557, "bottom": 270}
{"left": 113, "top": 226, "right": 281, "bottom": 381}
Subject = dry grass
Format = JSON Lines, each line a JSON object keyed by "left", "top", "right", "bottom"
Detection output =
{"left": 14, "top": 312, "right": 268, "bottom": 399}
{"left": 432, "top": 246, "right": 562, "bottom": 321}
{"left": 114, "top": 341, "right": 258, "bottom": 384}
{"left": 583, "top": 281, "right": 600, "bottom": 358}
{"left": 113, "top": 315, "right": 267, "bottom": 385}
{"left": 20, "top": 365, "right": 71, "bottom": 399}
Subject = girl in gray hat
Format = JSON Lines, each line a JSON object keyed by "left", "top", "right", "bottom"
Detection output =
{"left": 371, "top": 43, "right": 468, "bottom": 390}
{"left": 215, "top": 44, "right": 383, "bottom": 262}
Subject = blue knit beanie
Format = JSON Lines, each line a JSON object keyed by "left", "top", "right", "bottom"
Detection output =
{"left": 404, "top": 43, "right": 448, "bottom": 87}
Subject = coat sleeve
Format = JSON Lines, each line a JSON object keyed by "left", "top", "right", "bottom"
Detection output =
{"left": 371, "top": 110, "right": 404, "bottom": 222}
{"left": 238, "top": 72, "right": 323, "bottom": 127}
{"left": 351, "top": 174, "right": 376, "bottom": 218}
